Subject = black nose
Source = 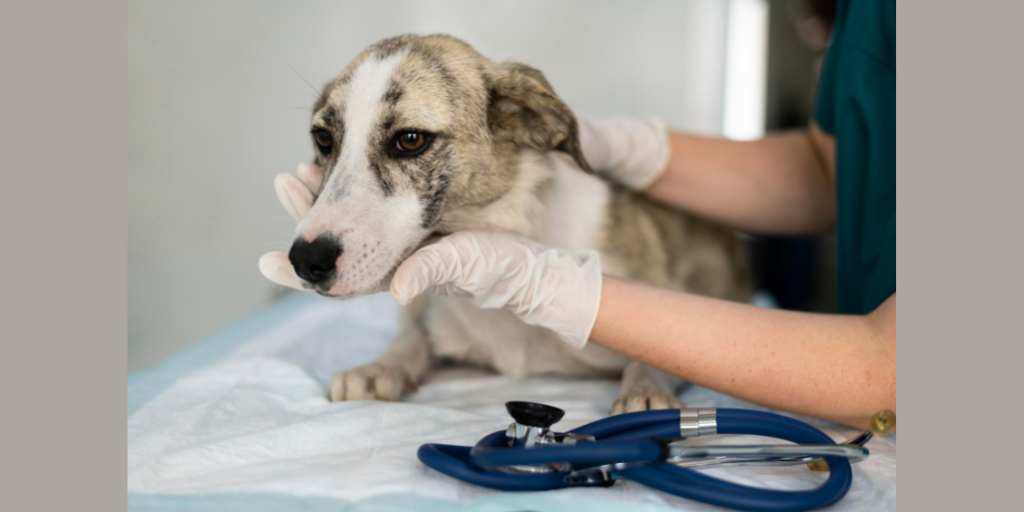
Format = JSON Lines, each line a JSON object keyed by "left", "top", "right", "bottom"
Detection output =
{"left": 289, "top": 235, "right": 342, "bottom": 285}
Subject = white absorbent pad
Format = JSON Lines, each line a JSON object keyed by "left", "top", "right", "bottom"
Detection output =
{"left": 127, "top": 292, "right": 896, "bottom": 511}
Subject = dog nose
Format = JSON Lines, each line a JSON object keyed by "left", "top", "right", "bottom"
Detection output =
{"left": 289, "top": 235, "right": 342, "bottom": 285}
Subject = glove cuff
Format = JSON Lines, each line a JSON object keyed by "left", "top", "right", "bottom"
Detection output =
{"left": 553, "top": 250, "right": 603, "bottom": 349}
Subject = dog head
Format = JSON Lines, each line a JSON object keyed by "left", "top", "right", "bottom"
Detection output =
{"left": 289, "top": 34, "right": 590, "bottom": 298}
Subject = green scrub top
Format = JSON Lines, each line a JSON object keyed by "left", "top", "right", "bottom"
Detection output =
{"left": 814, "top": 0, "right": 896, "bottom": 315}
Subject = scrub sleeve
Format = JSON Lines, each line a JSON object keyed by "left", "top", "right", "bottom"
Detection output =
{"left": 814, "top": 0, "right": 897, "bottom": 314}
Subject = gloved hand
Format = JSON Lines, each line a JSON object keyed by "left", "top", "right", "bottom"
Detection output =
{"left": 576, "top": 113, "right": 671, "bottom": 191}
{"left": 257, "top": 163, "right": 324, "bottom": 290}
{"left": 391, "top": 231, "right": 603, "bottom": 349}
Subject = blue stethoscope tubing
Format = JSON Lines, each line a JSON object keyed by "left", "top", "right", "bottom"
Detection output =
{"left": 418, "top": 408, "right": 852, "bottom": 512}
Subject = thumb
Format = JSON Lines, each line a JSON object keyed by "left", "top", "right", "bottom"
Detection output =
{"left": 275, "top": 173, "right": 315, "bottom": 222}
{"left": 296, "top": 162, "right": 323, "bottom": 193}
{"left": 259, "top": 251, "right": 305, "bottom": 290}
{"left": 390, "top": 240, "right": 462, "bottom": 305}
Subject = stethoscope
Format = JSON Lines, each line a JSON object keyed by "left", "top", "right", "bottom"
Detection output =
{"left": 418, "top": 401, "right": 895, "bottom": 512}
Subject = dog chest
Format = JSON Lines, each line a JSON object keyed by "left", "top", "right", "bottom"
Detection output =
{"left": 424, "top": 296, "right": 630, "bottom": 379}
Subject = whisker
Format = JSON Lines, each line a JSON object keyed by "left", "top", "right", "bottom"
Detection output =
{"left": 286, "top": 61, "right": 327, "bottom": 105}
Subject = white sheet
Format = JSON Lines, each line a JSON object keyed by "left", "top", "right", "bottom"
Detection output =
{"left": 128, "top": 293, "right": 896, "bottom": 510}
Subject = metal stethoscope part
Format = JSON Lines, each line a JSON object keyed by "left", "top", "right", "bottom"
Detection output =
{"left": 503, "top": 403, "right": 890, "bottom": 483}
{"left": 669, "top": 407, "right": 882, "bottom": 469}
{"left": 417, "top": 401, "right": 895, "bottom": 512}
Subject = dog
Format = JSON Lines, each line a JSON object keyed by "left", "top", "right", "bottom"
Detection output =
{"left": 288, "top": 34, "right": 751, "bottom": 414}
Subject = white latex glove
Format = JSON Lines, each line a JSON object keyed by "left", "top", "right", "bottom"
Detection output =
{"left": 258, "top": 163, "right": 323, "bottom": 290}
{"left": 391, "top": 231, "right": 603, "bottom": 349}
{"left": 576, "top": 113, "right": 672, "bottom": 191}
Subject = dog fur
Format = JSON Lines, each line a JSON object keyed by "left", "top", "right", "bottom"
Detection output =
{"left": 293, "top": 34, "right": 751, "bottom": 414}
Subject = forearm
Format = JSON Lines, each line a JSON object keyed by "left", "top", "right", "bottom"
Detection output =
{"left": 590, "top": 276, "right": 896, "bottom": 429}
{"left": 645, "top": 126, "right": 836, "bottom": 234}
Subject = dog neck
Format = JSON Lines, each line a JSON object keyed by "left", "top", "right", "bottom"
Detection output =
{"left": 438, "top": 150, "right": 610, "bottom": 253}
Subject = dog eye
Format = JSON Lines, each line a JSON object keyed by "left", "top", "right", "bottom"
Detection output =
{"left": 312, "top": 129, "right": 333, "bottom": 151}
{"left": 395, "top": 132, "right": 426, "bottom": 153}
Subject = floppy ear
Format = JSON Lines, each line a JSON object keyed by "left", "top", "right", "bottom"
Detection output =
{"left": 486, "top": 62, "right": 592, "bottom": 173}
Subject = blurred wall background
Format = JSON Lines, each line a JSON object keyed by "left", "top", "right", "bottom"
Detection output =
{"left": 128, "top": 0, "right": 737, "bottom": 373}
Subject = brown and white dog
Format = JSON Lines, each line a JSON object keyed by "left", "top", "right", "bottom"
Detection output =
{"left": 288, "top": 34, "right": 751, "bottom": 414}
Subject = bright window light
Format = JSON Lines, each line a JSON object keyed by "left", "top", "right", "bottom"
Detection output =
{"left": 722, "top": 0, "right": 769, "bottom": 141}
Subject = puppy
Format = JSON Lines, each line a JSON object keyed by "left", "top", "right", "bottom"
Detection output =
{"left": 288, "top": 34, "right": 751, "bottom": 413}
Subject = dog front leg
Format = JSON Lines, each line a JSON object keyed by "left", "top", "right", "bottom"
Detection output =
{"left": 611, "top": 361, "right": 684, "bottom": 414}
{"left": 330, "top": 297, "right": 434, "bottom": 402}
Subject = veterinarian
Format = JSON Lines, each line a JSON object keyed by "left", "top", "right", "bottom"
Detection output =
{"left": 391, "top": 0, "right": 893, "bottom": 430}
{"left": 270, "top": 0, "right": 894, "bottom": 430}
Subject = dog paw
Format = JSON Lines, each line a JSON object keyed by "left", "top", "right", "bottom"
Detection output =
{"left": 330, "top": 363, "right": 413, "bottom": 402}
{"left": 610, "top": 388, "right": 683, "bottom": 415}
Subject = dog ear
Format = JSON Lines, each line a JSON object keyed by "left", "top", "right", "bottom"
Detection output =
{"left": 486, "top": 62, "right": 592, "bottom": 173}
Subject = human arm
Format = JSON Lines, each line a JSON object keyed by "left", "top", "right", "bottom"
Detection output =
{"left": 391, "top": 231, "right": 895, "bottom": 429}
{"left": 647, "top": 124, "right": 836, "bottom": 234}
{"left": 579, "top": 116, "right": 837, "bottom": 235}
{"left": 591, "top": 275, "right": 896, "bottom": 429}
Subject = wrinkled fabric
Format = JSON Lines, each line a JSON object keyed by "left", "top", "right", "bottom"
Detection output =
{"left": 128, "top": 292, "right": 895, "bottom": 511}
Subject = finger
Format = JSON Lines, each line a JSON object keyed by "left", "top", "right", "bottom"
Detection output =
{"left": 275, "top": 173, "right": 315, "bottom": 221}
{"left": 390, "top": 231, "right": 535, "bottom": 305}
{"left": 296, "top": 162, "right": 323, "bottom": 193}
{"left": 417, "top": 283, "right": 471, "bottom": 300}
{"left": 390, "top": 242, "right": 458, "bottom": 305}
{"left": 390, "top": 251, "right": 435, "bottom": 305}
{"left": 258, "top": 251, "right": 305, "bottom": 290}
